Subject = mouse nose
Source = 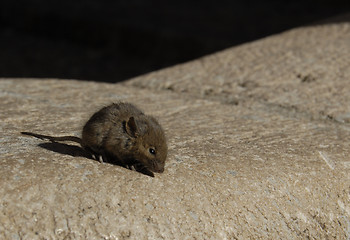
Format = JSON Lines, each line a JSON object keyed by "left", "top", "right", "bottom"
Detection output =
{"left": 156, "top": 165, "right": 164, "bottom": 173}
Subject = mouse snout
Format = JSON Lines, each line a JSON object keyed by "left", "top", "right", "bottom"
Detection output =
{"left": 154, "top": 163, "right": 164, "bottom": 173}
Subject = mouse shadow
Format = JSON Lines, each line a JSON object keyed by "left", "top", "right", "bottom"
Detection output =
{"left": 38, "top": 142, "right": 93, "bottom": 159}
{"left": 37, "top": 142, "right": 154, "bottom": 177}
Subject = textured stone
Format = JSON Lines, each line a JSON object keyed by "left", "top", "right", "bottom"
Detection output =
{"left": 1, "top": 20, "right": 350, "bottom": 239}
{"left": 126, "top": 21, "right": 350, "bottom": 122}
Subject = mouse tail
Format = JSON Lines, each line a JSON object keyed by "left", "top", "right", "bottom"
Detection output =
{"left": 21, "top": 131, "right": 82, "bottom": 144}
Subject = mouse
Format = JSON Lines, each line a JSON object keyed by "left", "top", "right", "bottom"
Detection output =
{"left": 21, "top": 102, "right": 168, "bottom": 177}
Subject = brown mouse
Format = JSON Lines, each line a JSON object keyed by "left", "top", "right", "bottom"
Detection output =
{"left": 21, "top": 102, "right": 168, "bottom": 177}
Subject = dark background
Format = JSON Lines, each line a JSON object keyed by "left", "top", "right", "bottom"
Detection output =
{"left": 1, "top": 0, "right": 350, "bottom": 82}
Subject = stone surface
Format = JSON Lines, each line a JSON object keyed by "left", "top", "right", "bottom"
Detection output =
{"left": 1, "top": 20, "right": 350, "bottom": 239}
{"left": 126, "top": 20, "right": 350, "bottom": 122}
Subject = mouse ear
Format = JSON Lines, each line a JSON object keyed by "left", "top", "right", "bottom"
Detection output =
{"left": 126, "top": 117, "right": 139, "bottom": 137}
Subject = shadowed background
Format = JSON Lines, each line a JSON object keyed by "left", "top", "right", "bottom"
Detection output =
{"left": 1, "top": 0, "right": 350, "bottom": 82}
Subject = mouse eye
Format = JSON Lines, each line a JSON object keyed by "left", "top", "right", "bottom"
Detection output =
{"left": 149, "top": 148, "right": 156, "bottom": 155}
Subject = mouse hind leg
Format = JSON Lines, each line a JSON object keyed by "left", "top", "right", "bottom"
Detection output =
{"left": 83, "top": 146, "right": 105, "bottom": 163}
